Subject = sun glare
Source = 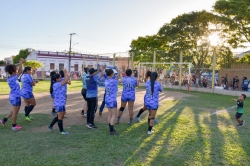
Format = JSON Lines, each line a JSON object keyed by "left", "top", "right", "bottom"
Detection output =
{"left": 208, "top": 33, "right": 220, "bottom": 46}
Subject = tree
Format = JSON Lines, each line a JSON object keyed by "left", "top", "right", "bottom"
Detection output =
{"left": 0, "top": 60, "right": 5, "bottom": 65}
{"left": 24, "top": 60, "right": 43, "bottom": 69}
{"left": 13, "top": 49, "right": 30, "bottom": 64}
{"left": 237, "top": 53, "right": 250, "bottom": 64}
{"left": 213, "top": 0, "right": 250, "bottom": 48}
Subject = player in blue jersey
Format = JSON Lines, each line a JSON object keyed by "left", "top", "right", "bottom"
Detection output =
{"left": 144, "top": 72, "right": 162, "bottom": 134}
{"left": 85, "top": 66, "right": 105, "bottom": 129}
{"left": 1, "top": 59, "right": 25, "bottom": 130}
{"left": 105, "top": 68, "right": 123, "bottom": 135}
{"left": 20, "top": 66, "right": 39, "bottom": 121}
{"left": 48, "top": 69, "right": 70, "bottom": 134}
{"left": 81, "top": 67, "right": 89, "bottom": 117}
{"left": 50, "top": 71, "right": 57, "bottom": 116}
{"left": 116, "top": 69, "right": 137, "bottom": 124}
{"left": 59, "top": 70, "right": 71, "bottom": 118}
{"left": 134, "top": 71, "right": 159, "bottom": 124}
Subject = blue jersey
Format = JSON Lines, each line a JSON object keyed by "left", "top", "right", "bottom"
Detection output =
{"left": 86, "top": 75, "right": 99, "bottom": 98}
{"left": 144, "top": 81, "right": 162, "bottom": 110}
{"left": 105, "top": 78, "right": 118, "bottom": 103}
{"left": 82, "top": 72, "right": 88, "bottom": 89}
{"left": 21, "top": 74, "right": 33, "bottom": 92}
{"left": 121, "top": 76, "right": 137, "bottom": 102}
{"left": 7, "top": 74, "right": 20, "bottom": 98}
{"left": 53, "top": 82, "right": 66, "bottom": 107}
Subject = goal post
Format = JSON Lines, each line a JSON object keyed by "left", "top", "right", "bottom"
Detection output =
{"left": 137, "top": 62, "right": 192, "bottom": 90}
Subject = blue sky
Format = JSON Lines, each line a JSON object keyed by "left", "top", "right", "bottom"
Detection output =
{"left": 0, "top": 0, "right": 221, "bottom": 60}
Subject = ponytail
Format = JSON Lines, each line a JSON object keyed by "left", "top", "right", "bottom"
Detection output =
{"left": 50, "top": 71, "right": 57, "bottom": 94}
{"left": 150, "top": 72, "right": 158, "bottom": 96}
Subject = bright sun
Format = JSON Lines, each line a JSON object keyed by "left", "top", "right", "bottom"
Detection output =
{"left": 208, "top": 33, "right": 220, "bottom": 46}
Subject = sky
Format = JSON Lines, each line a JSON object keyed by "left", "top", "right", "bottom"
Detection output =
{"left": 0, "top": 0, "right": 227, "bottom": 60}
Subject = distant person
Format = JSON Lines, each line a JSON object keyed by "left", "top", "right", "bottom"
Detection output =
{"left": 224, "top": 74, "right": 228, "bottom": 89}
{"left": 81, "top": 67, "right": 88, "bottom": 117}
{"left": 50, "top": 71, "right": 57, "bottom": 116}
{"left": 0, "top": 68, "right": 2, "bottom": 79}
{"left": 232, "top": 94, "right": 246, "bottom": 127}
{"left": 241, "top": 76, "right": 248, "bottom": 91}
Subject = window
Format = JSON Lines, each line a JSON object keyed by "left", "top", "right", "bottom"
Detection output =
{"left": 59, "top": 63, "right": 64, "bottom": 70}
{"left": 74, "top": 64, "right": 78, "bottom": 71}
{"left": 50, "top": 63, "right": 54, "bottom": 70}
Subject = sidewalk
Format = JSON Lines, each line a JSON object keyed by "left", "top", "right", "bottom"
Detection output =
{"left": 139, "top": 83, "right": 250, "bottom": 96}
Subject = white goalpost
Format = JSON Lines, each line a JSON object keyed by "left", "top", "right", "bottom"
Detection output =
{"left": 137, "top": 62, "right": 192, "bottom": 90}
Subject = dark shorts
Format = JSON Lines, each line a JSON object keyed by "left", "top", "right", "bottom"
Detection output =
{"left": 235, "top": 112, "right": 243, "bottom": 119}
{"left": 21, "top": 91, "right": 34, "bottom": 99}
{"left": 106, "top": 101, "right": 117, "bottom": 109}
{"left": 145, "top": 105, "right": 158, "bottom": 110}
{"left": 9, "top": 97, "right": 21, "bottom": 106}
{"left": 55, "top": 106, "right": 66, "bottom": 112}
{"left": 81, "top": 88, "right": 87, "bottom": 100}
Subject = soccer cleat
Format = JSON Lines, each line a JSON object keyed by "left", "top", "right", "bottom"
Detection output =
{"left": 29, "top": 116, "right": 35, "bottom": 120}
{"left": 15, "top": 125, "right": 22, "bottom": 129}
{"left": 148, "top": 130, "right": 155, "bottom": 135}
{"left": 12, "top": 126, "right": 22, "bottom": 131}
{"left": 241, "top": 120, "right": 245, "bottom": 126}
{"left": 51, "top": 111, "right": 57, "bottom": 116}
{"left": 48, "top": 125, "right": 54, "bottom": 131}
{"left": 134, "top": 116, "right": 140, "bottom": 122}
{"left": 1, "top": 119, "right": 6, "bottom": 126}
{"left": 237, "top": 124, "right": 242, "bottom": 127}
{"left": 127, "top": 121, "right": 133, "bottom": 125}
{"left": 60, "top": 131, "right": 69, "bottom": 135}
{"left": 89, "top": 124, "right": 98, "bottom": 129}
{"left": 86, "top": 124, "right": 93, "bottom": 129}
{"left": 109, "top": 131, "right": 119, "bottom": 135}
{"left": 154, "top": 119, "right": 159, "bottom": 124}
{"left": 23, "top": 116, "right": 31, "bottom": 121}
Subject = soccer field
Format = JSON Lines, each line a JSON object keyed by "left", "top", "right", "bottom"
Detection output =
{"left": 0, "top": 87, "right": 250, "bottom": 165}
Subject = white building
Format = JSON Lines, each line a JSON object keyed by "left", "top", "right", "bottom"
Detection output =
{"left": 26, "top": 50, "right": 110, "bottom": 73}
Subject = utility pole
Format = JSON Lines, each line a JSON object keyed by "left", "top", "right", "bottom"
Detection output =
{"left": 179, "top": 50, "right": 183, "bottom": 89}
{"left": 68, "top": 33, "right": 76, "bottom": 72}
{"left": 131, "top": 52, "right": 134, "bottom": 70}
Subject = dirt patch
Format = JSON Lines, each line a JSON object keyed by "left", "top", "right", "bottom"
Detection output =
{"left": 0, "top": 89, "right": 192, "bottom": 132}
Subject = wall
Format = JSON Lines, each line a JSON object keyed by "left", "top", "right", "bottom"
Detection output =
{"left": 219, "top": 69, "right": 250, "bottom": 87}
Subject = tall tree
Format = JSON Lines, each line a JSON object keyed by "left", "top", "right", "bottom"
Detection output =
{"left": 13, "top": 49, "right": 30, "bottom": 64}
{"left": 24, "top": 60, "right": 43, "bottom": 69}
{"left": 213, "top": 0, "right": 250, "bottom": 48}
{"left": 237, "top": 53, "right": 250, "bottom": 64}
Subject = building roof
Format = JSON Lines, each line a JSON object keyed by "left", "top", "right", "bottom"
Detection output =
{"left": 237, "top": 50, "right": 250, "bottom": 58}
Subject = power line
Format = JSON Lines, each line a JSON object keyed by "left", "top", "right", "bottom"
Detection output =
{"left": 0, "top": 0, "right": 26, "bottom": 18}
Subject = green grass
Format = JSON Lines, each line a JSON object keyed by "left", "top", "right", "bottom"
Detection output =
{"left": 0, "top": 80, "right": 123, "bottom": 95}
{"left": 0, "top": 80, "right": 83, "bottom": 94}
{"left": 1, "top": 91, "right": 250, "bottom": 165}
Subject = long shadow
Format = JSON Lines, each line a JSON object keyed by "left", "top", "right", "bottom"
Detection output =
{"left": 122, "top": 100, "right": 185, "bottom": 165}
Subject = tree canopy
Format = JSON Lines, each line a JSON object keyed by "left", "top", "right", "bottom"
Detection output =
{"left": 24, "top": 60, "right": 43, "bottom": 69}
{"left": 213, "top": 0, "right": 250, "bottom": 48}
{"left": 237, "top": 53, "right": 250, "bottom": 64}
{"left": 13, "top": 49, "right": 30, "bottom": 64}
{"left": 130, "top": 10, "right": 234, "bottom": 75}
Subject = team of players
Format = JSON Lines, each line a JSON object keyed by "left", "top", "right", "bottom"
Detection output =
{"left": 1, "top": 60, "right": 247, "bottom": 135}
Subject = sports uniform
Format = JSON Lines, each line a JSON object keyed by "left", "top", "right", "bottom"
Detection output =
{"left": 8, "top": 74, "right": 21, "bottom": 106}
{"left": 53, "top": 81, "right": 67, "bottom": 112}
{"left": 20, "top": 74, "right": 34, "bottom": 99}
{"left": 144, "top": 80, "right": 162, "bottom": 110}
{"left": 105, "top": 78, "right": 118, "bottom": 108}
{"left": 121, "top": 76, "right": 137, "bottom": 102}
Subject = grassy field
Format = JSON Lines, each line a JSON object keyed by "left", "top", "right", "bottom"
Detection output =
{"left": 0, "top": 80, "right": 83, "bottom": 95}
{"left": 0, "top": 80, "right": 123, "bottom": 95}
{"left": 1, "top": 90, "right": 250, "bottom": 165}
